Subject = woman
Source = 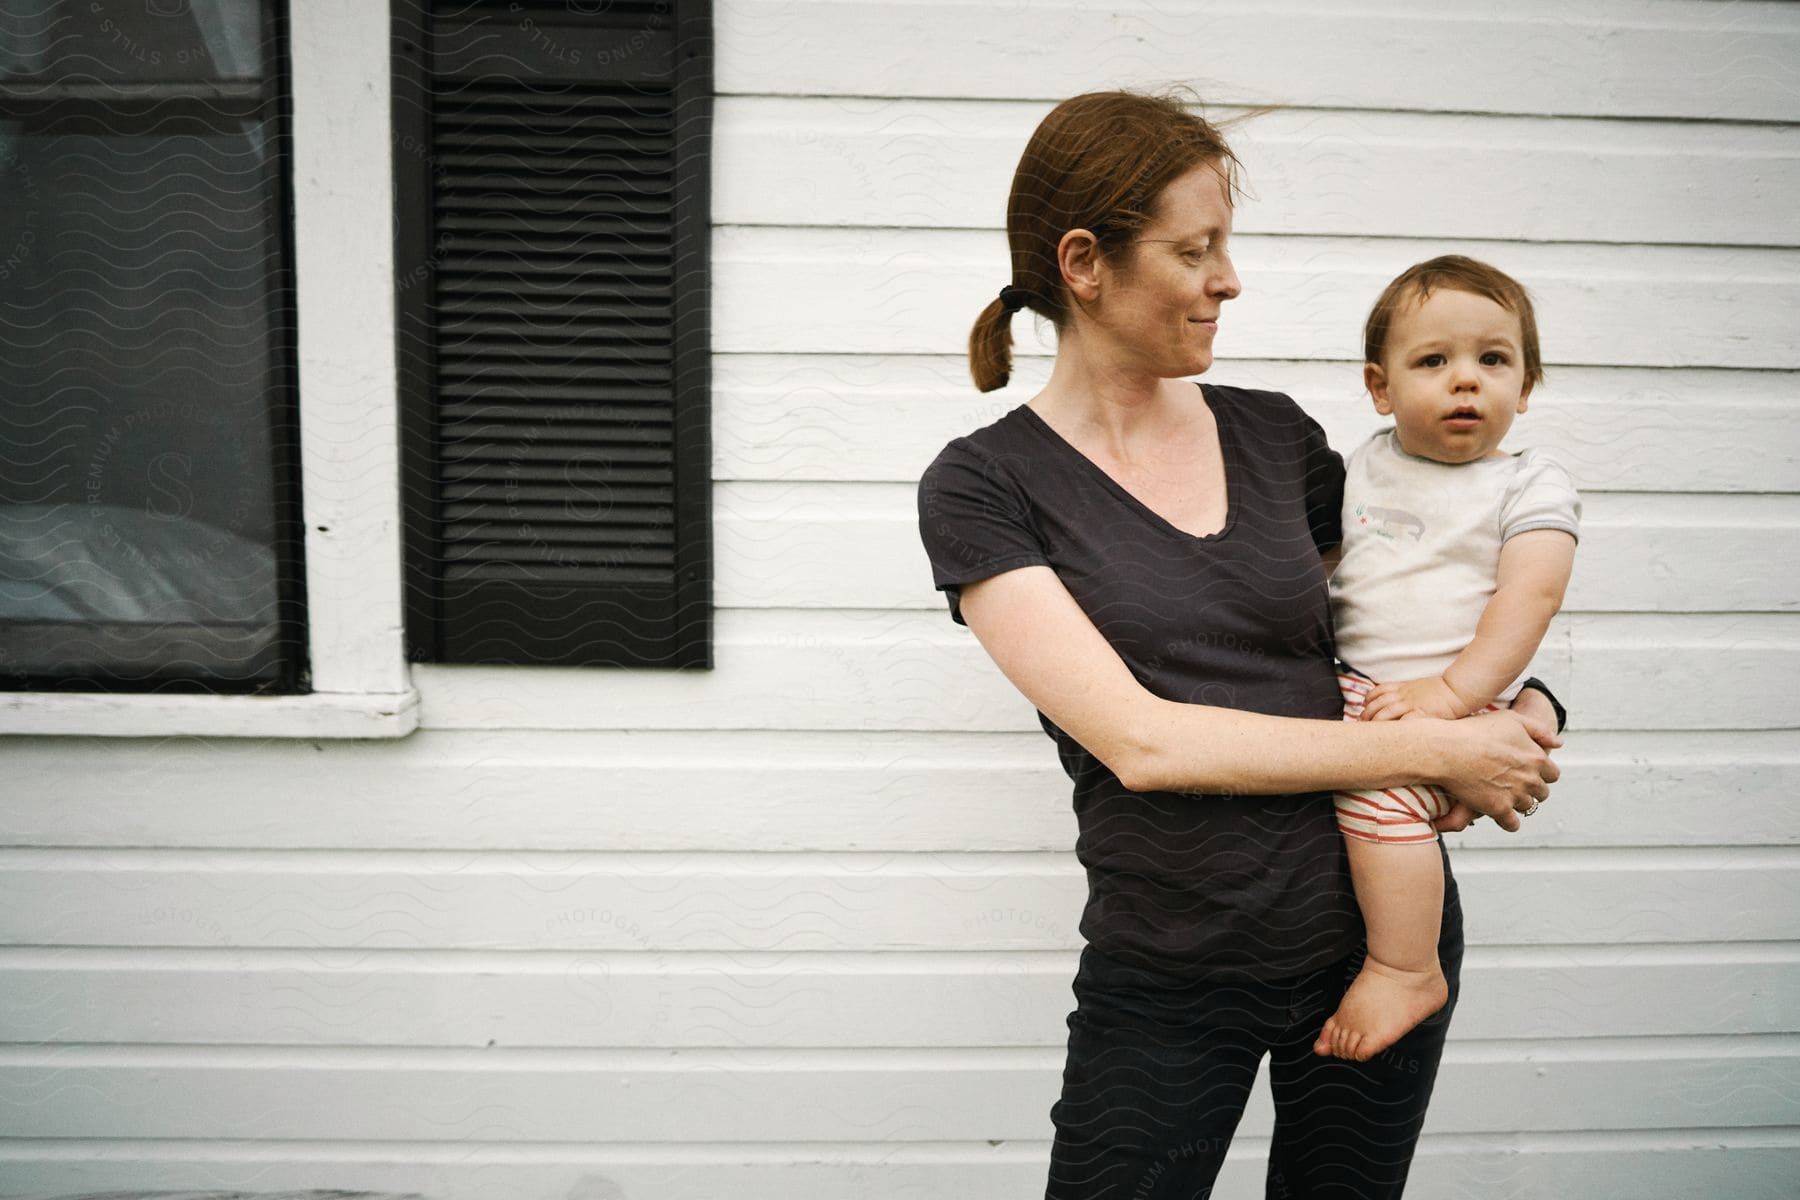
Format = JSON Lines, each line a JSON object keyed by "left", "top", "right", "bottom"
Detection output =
{"left": 915, "top": 91, "right": 1563, "bottom": 1198}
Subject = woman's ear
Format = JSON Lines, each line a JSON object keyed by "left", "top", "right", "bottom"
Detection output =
{"left": 1364, "top": 362, "right": 1392, "bottom": 415}
{"left": 1058, "top": 228, "right": 1102, "bottom": 304}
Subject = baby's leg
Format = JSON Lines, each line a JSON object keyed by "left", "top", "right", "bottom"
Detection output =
{"left": 1314, "top": 836, "right": 1449, "bottom": 1062}
{"left": 1316, "top": 669, "right": 1450, "bottom": 1061}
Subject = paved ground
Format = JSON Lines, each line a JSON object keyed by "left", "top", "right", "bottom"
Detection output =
{"left": 12, "top": 1193, "right": 426, "bottom": 1200}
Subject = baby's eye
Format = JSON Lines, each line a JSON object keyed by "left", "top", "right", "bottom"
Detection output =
{"left": 1480, "top": 351, "right": 1510, "bottom": 366}
{"left": 1418, "top": 354, "right": 1446, "bottom": 368}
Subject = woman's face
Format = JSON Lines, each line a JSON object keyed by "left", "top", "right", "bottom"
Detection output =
{"left": 1091, "top": 161, "right": 1243, "bottom": 378}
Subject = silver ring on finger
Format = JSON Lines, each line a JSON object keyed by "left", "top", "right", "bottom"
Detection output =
{"left": 1523, "top": 799, "right": 1540, "bottom": 817}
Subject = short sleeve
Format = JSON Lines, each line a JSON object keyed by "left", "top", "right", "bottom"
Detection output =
{"left": 1500, "top": 450, "right": 1582, "bottom": 543}
{"left": 1300, "top": 411, "right": 1346, "bottom": 553}
{"left": 916, "top": 438, "right": 1050, "bottom": 626}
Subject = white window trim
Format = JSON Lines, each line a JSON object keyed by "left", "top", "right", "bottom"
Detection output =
{"left": 0, "top": 0, "right": 418, "bottom": 739}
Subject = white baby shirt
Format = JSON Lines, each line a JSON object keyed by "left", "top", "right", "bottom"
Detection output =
{"left": 1330, "top": 430, "right": 1581, "bottom": 700}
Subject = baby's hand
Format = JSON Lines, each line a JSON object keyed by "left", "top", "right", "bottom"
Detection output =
{"left": 1361, "top": 676, "right": 1470, "bottom": 722}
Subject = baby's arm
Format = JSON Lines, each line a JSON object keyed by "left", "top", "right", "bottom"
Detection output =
{"left": 1361, "top": 529, "right": 1577, "bottom": 721}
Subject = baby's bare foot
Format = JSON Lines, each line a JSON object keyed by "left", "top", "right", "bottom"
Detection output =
{"left": 1312, "top": 959, "right": 1449, "bottom": 1062}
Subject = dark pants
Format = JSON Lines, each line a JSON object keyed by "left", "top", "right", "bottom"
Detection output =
{"left": 1046, "top": 847, "right": 1463, "bottom": 1199}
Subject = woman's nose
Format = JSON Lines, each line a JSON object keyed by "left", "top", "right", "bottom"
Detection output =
{"left": 1211, "top": 252, "right": 1242, "bottom": 300}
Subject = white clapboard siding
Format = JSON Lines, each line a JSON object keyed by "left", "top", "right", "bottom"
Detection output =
{"left": 4, "top": 1, "right": 1796, "bottom": 1197}
{"left": 716, "top": 99, "right": 1800, "bottom": 246}
{"left": 6, "top": 945, "right": 1795, "bottom": 1047}
{"left": 1, "top": 1039, "right": 1795, "bottom": 1139}
{"left": 405, "top": 610, "right": 1797, "bottom": 732}
{"left": 715, "top": 355, "right": 1800, "bottom": 493}
{"left": 716, "top": 0, "right": 1800, "bottom": 121}
{"left": 2, "top": 730, "right": 1793, "bottom": 851}
{"left": 716, "top": 229, "right": 1800, "bottom": 368}
{"left": 0, "top": 1138, "right": 1795, "bottom": 1200}
{"left": 3, "top": 847, "right": 1795, "bottom": 950}
{"left": 710, "top": 483, "right": 1800, "bottom": 613}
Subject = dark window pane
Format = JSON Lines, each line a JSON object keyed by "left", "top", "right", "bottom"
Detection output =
{"left": 0, "top": 0, "right": 265, "bottom": 84}
{"left": 0, "top": 0, "right": 294, "bottom": 690}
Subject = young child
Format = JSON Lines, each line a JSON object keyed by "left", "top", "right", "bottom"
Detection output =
{"left": 1314, "top": 255, "right": 1580, "bottom": 1062}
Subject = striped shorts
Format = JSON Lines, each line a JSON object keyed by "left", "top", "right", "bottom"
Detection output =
{"left": 1333, "top": 668, "right": 1501, "bottom": 844}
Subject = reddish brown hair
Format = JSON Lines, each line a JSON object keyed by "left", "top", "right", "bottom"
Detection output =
{"left": 968, "top": 90, "right": 1243, "bottom": 393}
{"left": 1363, "top": 254, "right": 1545, "bottom": 388}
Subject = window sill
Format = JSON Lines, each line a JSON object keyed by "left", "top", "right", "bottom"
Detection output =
{"left": 0, "top": 689, "right": 420, "bottom": 739}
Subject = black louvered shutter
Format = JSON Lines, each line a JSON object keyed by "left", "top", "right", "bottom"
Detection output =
{"left": 394, "top": 0, "right": 712, "bottom": 668}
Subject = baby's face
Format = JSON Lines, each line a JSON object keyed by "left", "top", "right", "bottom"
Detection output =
{"left": 1364, "top": 288, "right": 1532, "bottom": 464}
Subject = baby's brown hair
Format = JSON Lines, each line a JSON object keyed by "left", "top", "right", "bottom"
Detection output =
{"left": 1363, "top": 255, "right": 1544, "bottom": 389}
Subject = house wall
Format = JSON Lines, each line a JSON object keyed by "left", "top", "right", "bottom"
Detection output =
{"left": 3, "top": 1, "right": 1798, "bottom": 1196}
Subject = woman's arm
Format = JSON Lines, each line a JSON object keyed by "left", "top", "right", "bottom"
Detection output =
{"left": 958, "top": 564, "right": 1557, "bottom": 830}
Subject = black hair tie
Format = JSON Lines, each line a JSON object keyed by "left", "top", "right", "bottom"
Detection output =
{"left": 997, "top": 285, "right": 1033, "bottom": 315}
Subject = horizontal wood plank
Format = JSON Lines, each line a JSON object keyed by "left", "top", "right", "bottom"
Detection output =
{"left": 716, "top": 0, "right": 1800, "bottom": 121}
{"left": 4, "top": 947, "right": 1793, "bottom": 1047}
{"left": 0, "top": 730, "right": 1790, "bottom": 851}
{"left": 714, "top": 229, "right": 1800, "bottom": 369}
{"left": 2, "top": 849, "right": 1793, "bottom": 950}
{"left": 716, "top": 99, "right": 1800, "bottom": 246}
{"left": 0, "top": 1137, "right": 1794, "bottom": 1200}
{"left": 0, "top": 1040, "right": 1794, "bottom": 1140}
{"left": 403, "top": 611, "right": 1797, "bottom": 732}
{"left": 710, "top": 484, "right": 1799, "bottom": 614}
{"left": 714, "top": 355, "right": 1800, "bottom": 493}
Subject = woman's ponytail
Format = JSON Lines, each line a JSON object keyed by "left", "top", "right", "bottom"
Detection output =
{"left": 968, "top": 296, "right": 1015, "bottom": 393}
{"left": 970, "top": 285, "right": 1037, "bottom": 393}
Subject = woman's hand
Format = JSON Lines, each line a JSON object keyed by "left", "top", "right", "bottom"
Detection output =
{"left": 1433, "top": 710, "right": 1561, "bottom": 832}
{"left": 1433, "top": 800, "right": 1480, "bottom": 833}
{"left": 1433, "top": 688, "right": 1563, "bottom": 832}
{"left": 1509, "top": 686, "right": 1562, "bottom": 744}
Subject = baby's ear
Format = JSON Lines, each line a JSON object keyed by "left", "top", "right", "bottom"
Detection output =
{"left": 1364, "top": 363, "right": 1392, "bottom": 414}
{"left": 1516, "top": 379, "right": 1534, "bottom": 413}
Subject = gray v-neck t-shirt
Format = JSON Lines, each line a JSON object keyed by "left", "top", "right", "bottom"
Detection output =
{"left": 918, "top": 383, "right": 1359, "bottom": 980}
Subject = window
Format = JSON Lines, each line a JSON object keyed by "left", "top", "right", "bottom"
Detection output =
{"left": 392, "top": 0, "right": 713, "bottom": 669}
{"left": 0, "top": 0, "right": 303, "bottom": 692}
